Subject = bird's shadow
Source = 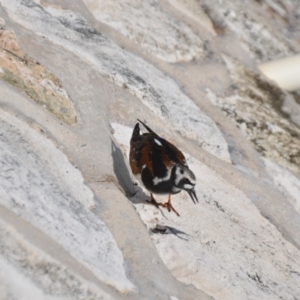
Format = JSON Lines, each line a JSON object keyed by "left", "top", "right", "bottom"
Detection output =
{"left": 111, "top": 139, "right": 149, "bottom": 204}
{"left": 150, "top": 224, "right": 192, "bottom": 241}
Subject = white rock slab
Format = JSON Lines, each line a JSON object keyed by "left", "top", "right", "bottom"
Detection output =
{"left": 113, "top": 122, "right": 300, "bottom": 300}
{"left": 167, "top": 0, "right": 217, "bottom": 36}
{"left": 0, "top": 0, "right": 231, "bottom": 162}
{"left": 82, "top": 0, "right": 203, "bottom": 63}
{"left": 0, "top": 219, "right": 113, "bottom": 300}
{"left": 209, "top": 0, "right": 297, "bottom": 62}
{"left": 0, "top": 256, "right": 61, "bottom": 300}
{"left": 0, "top": 110, "right": 134, "bottom": 292}
{"left": 263, "top": 157, "right": 300, "bottom": 214}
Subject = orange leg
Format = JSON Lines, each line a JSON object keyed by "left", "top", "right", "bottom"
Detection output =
{"left": 148, "top": 193, "right": 160, "bottom": 208}
{"left": 160, "top": 195, "right": 180, "bottom": 217}
{"left": 148, "top": 194, "right": 180, "bottom": 216}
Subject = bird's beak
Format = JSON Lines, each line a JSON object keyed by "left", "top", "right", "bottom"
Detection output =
{"left": 187, "top": 188, "right": 198, "bottom": 204}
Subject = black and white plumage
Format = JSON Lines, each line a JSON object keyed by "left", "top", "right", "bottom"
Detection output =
{"left": 129, "top": 119, "right": 198, "bottom": 216}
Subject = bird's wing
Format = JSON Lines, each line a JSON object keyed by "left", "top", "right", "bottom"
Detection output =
{"left": 141, "top": 134, "right": 187, "bottom": 178}
{"left": 158, "top": 136, "right": 187, "bottom": 167}
{"left": 137, "top": 119, "right": 187, "bottom": 166}
{"left": 130, "top": 121, "right": 187, "bottom": 178}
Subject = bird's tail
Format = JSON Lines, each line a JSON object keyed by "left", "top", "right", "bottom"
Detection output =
{"left": 137, "top": 119, "right": 157, "bottom": 135}
{"left": 130, "top": 122, "right": 140, "bottom": 143}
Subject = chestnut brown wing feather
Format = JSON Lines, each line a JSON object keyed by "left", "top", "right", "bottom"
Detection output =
{"left": 162, "top": 141, "right": 187, "bottom": 166}
{"left": 136, "top": 119, "right": 187, "bottom": 167}
{"left": 130, "top": 129, "right": 187, "bottom": 178}
{"left": 130, "top": 133, "right": 157, "bottom": 175}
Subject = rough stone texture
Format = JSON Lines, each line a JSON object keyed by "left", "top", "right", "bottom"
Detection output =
{"left": 0, "top": 110, "right": 134, "bottom": 293}
{"left": 263, "top": 157, "right": 300, "bottom": 214}
{"left": 0, "top": 0, "right": 300, "bottom": 299}
{"left": 0, "top": 18, "right": 77, "bottom": 124}
{"left": 200, "top": 0, "right": 300, "bottom": 62}
{"left": 167, "top": 0, "right": 217, "bottom": 36}
{"left": 0, "top": 220, "right": 113, "bottom": 300}
{"left": 82, "top": 0, "right": 204, "bottom": 63}
{"left": 207, "top": 55, "right": 300, "bottom": 174}
{"left": 0, "top": 0, "right": 230, "bottom": 162}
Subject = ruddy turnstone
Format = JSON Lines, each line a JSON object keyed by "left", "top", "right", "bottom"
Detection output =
{"left": 129, "top": 119, "right": 198, "bottom": 216}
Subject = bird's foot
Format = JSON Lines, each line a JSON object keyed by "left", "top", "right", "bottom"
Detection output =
{"left": 146, "top": 193, "right": 160, "bottom": 208}
{"left": 148, "top": 194, "right": 180, "bottom": 216}
{"left": 160, "top": 197, "right": 180, "bottom": 217}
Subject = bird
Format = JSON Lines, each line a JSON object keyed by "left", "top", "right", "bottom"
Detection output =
{"left": 129, "top": 119, "right": 198, "bottom": 216}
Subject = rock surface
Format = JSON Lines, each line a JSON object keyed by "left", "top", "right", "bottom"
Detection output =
{"left": 0, "top": 20, "right": 77, "bottom": 124}
{"left": 0, "top": 109, "right": 134, "bottom": 293}
{"left": 82, "top": 0, "right": 204, "bottom": 63}
{"left": 0, "top": 0, "right": 300, "bottom": 299}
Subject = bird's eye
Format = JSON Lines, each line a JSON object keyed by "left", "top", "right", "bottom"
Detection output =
{"left": 180, "top": 170, "right": 184, "bottom": 174}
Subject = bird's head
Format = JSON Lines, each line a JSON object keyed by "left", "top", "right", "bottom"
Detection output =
{"left": 174, "top": 164, "right": 198, "bottom": 204}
